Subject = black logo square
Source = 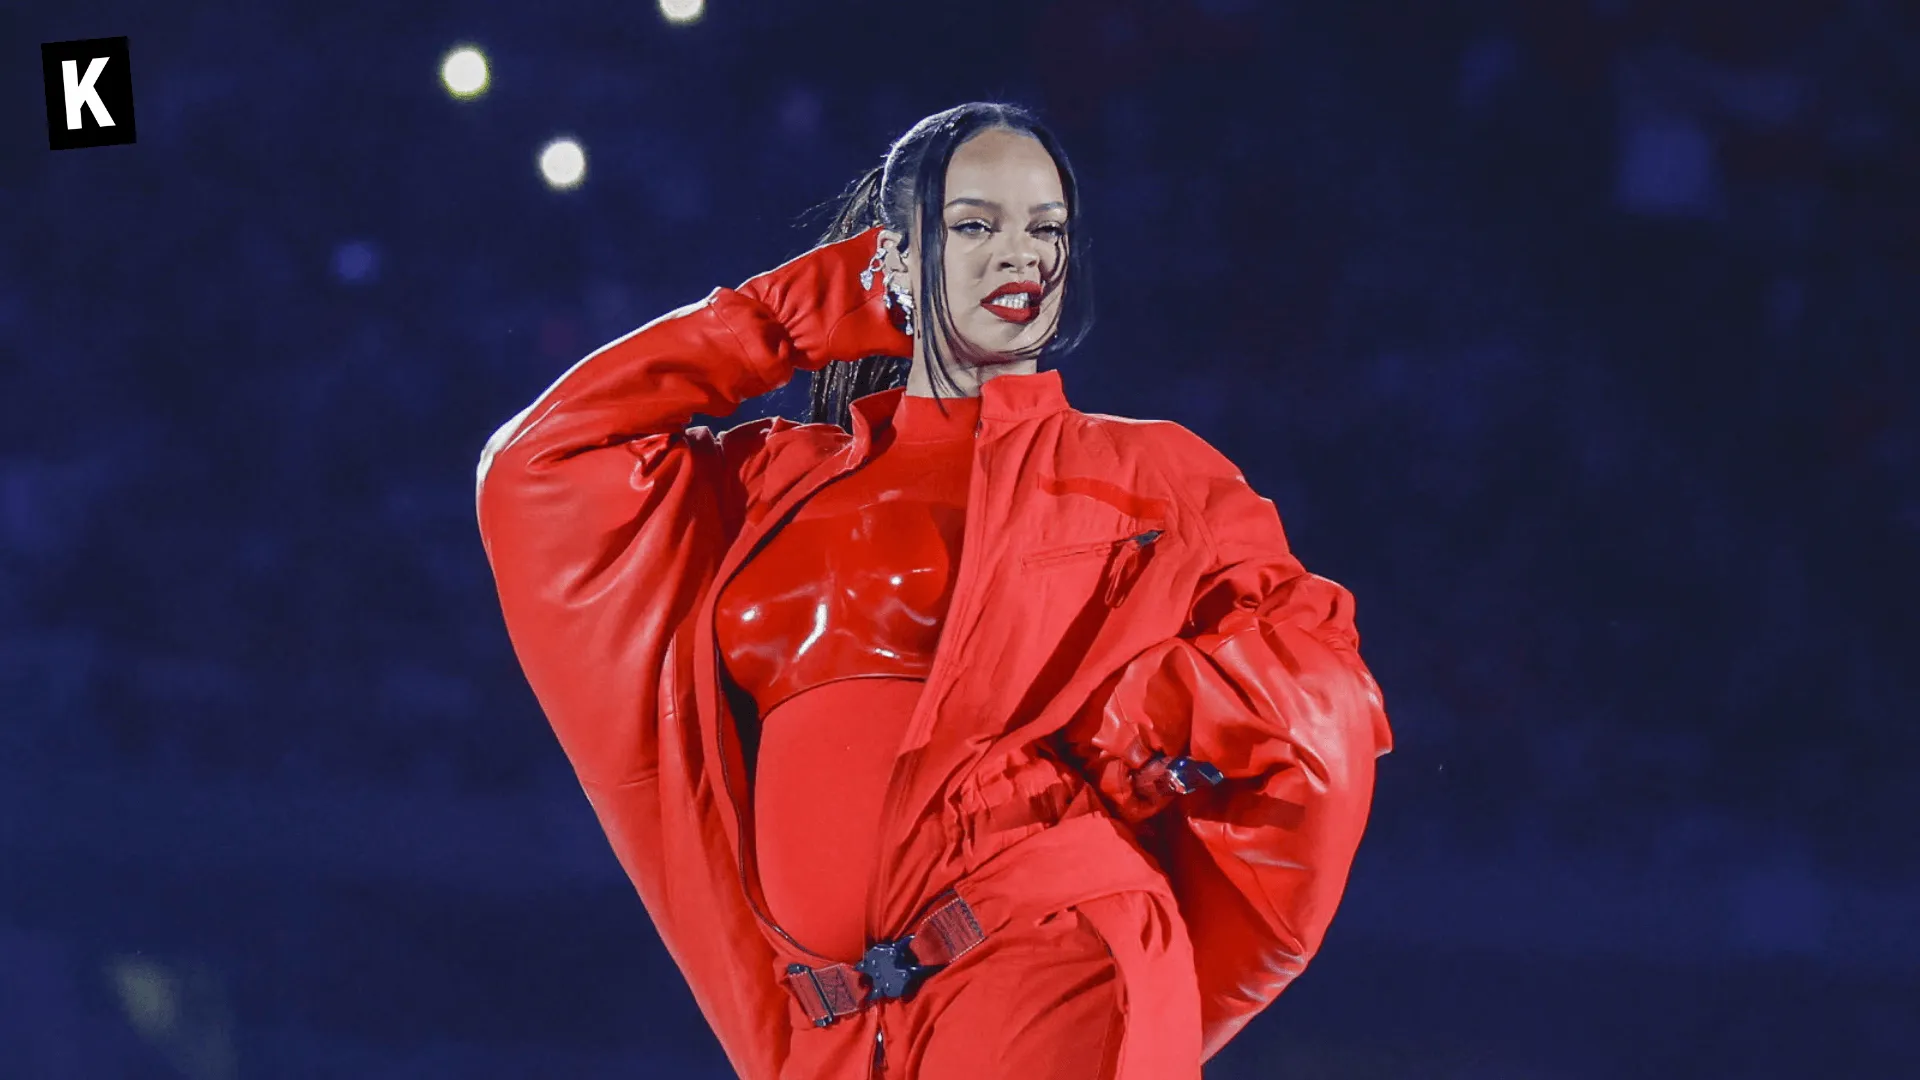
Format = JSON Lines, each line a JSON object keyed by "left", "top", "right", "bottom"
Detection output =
{"left": 42, "top": 37, "right": 137, "bottom": 151}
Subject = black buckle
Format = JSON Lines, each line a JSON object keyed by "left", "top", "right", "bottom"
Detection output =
{"left": 856, "top": 935, "right": 928, "bottom": 1002}
{"left": 1160, "top": 755, "right": 1225, "bottom": 796}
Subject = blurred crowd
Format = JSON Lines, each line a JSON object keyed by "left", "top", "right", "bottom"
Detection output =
{"left": 6, "top": 0, "right": 1917, "bottom": 897}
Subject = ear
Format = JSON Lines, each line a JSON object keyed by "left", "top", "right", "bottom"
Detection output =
{"left": 877, "top": 229, "right": 910, "bottom": 272}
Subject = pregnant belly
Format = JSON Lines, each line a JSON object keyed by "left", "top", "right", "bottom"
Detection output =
{"left": 752, "top": 676, "right": 925, "bottom": 961}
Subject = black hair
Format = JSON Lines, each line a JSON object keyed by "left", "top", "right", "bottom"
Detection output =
{"left": 799, "top": 101, "right": 1093, "bottom": 431}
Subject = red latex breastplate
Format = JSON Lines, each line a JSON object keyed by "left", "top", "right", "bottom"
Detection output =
{"left": 715, "top": 391, "right": 980, "bottom": 715}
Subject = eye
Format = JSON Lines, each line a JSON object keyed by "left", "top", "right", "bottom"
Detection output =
{"left": 950, "top": 220, "right": 991, "bottom": 237}
{"left": 1033, "top": 221, "right": 1067, "bottom": 238}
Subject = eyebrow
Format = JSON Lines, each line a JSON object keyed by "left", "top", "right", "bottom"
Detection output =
{"left": 945, "top": 197, "right": 1067, "bottom": 214}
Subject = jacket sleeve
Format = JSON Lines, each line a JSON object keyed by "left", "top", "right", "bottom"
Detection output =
{"left": 476, "top": 286, "right": 806, "bottom": 786}
{"left": 475, "top": 287, "right": 811, "bottom": 1080}
{"left": 1058, "top": 422, "right": 1393, "bottom": 1061}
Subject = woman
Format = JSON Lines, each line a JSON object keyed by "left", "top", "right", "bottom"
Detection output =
{"left": 477, "top": 102, "right": 1392, "bottom": 1080}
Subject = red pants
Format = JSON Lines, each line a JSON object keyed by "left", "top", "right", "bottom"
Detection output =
{"left": 773, "top": 816, "right": 1203, "bottom": 1080}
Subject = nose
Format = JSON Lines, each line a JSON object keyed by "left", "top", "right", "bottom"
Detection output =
{"left": 995, "top": 233, "right": 1043, "bottom": 274}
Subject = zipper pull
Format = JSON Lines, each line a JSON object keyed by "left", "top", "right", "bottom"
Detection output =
{"left": 1102, "top": 529, "right": 1162, "bottom": 607}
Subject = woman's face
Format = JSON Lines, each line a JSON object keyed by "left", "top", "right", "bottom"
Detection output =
{"left": 882, "top": 128, "right": 1069, "bottom": 369}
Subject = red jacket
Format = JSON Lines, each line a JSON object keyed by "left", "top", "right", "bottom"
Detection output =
{"left": 477, "top": 256, "right": 1392, "bottom": 1078}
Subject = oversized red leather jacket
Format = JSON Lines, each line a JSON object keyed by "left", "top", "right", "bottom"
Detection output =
{"left": 476, "top": 254, "right": 1393, "bottom": 1078}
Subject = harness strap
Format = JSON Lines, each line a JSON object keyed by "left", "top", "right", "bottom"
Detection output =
{"left": 783, "top": 891, "right": 986, "bottom": 1027}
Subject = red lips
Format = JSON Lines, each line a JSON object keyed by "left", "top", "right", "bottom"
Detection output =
{"left": 981, "top": 281, "right": 1043, "bottom": 324}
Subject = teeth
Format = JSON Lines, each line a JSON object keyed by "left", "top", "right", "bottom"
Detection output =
{"left": 989, "top": 293, "right": 1033, "bottom": 309}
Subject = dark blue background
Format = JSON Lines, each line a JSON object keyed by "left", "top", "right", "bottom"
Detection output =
{"left": 5, "top": 1, "right": 1917, "bottom": 1076}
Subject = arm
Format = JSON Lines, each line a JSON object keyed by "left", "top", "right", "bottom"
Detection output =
{"left": 476, "top": 225, "right": 911, "bottom": 785}
{"left": 474, "top": 227, "right": 911, "bottom": 1080}
{"left": 477, "top": 289, "right": 793, "bottom": 784}
{"left": 1057, "top": 423, "right": 1393, "bottom": 1060}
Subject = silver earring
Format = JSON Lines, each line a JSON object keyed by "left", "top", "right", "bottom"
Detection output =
{"left": 867, "top": 240, "right": 915, "bottom": 337}
{"left": 885, "top": 279, "right": 915, "bottom": 337}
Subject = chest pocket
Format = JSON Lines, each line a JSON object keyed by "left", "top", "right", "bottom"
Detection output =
{"left": 1019, "top": 526, "right": 1166, "bottom": 607}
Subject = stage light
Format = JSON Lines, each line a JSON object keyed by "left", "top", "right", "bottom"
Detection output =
{"left": 660, "top": 0, "right": 706, "bottom": 25}
{"left": 440, "top": 45, "right": 490, "bottom": 99}
{"left": 539, "top": 137, "right": 588, "bottom": 190}
{"left": 111, "top": 958, "right": 179, "bottom": 1036}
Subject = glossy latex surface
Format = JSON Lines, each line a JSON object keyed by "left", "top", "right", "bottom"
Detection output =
{"left": 718, "top": 391, "right": 980, "bottom": 959}
{"left": 715, "top": 391, "right": 980, "bottom": 714}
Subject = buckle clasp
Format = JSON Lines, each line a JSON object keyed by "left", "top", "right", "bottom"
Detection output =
{"left": 856, "top": 935, "right": 928, "bottom": 1002}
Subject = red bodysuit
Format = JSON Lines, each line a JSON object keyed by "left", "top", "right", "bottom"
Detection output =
{"left": 715, "top": 390, "right": 981, "bottom": 960}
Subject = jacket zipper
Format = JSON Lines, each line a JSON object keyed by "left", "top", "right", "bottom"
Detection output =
{"left": 711, "top": 456, "right": 869, "bottom": 960}
{"left": 1102, "top": 528, "right": 1163, "bottom": 607}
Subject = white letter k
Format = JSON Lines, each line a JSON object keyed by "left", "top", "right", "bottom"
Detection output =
{"left": 62, "top": 57, "right": 115, "bottom": 130}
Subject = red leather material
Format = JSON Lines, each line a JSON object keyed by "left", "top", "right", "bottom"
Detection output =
{"left": 728, "top": 390, "right": 980, "bottom": 962}
{"left": 715, "top": 391, "right": 979, "bottom": 713}
{"left": 1052, "top": 434, "right": 1396, "bottom": 1058}
{"left": 734, "top": 226, "right": 915, "bottom": 370}
{"left": 477, "top": 248, "right": 1392, "bottom": 1078}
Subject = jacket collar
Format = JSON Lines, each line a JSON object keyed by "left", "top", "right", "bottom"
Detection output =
{"left": 847, "top": 368, "right": 1070, "bottom": 446}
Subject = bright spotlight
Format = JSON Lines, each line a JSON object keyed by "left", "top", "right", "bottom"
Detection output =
{"left": 660, "top": 0, "right": 706, "bottom": 25}
{"left": 539, "top": 138, "right": 588, "bottom": 190}
{"left": 441, "top": 45, "right": 490, "bottom": 99}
